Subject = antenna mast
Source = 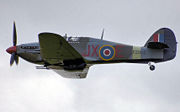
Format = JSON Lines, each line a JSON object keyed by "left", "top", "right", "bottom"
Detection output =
{"left": 101, "top": 29, "right": 104, "bottom": 40}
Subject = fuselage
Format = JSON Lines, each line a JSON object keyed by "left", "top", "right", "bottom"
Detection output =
{"left": 16, "top": 36, "right": 164, "bottom": 66}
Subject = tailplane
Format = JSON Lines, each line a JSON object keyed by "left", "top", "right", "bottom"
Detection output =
{"left": 144, "top": 28, "right": 177, "bottom": 61}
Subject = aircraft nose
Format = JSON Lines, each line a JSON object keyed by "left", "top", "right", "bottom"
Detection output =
{"left": 6, "top": 46, "right": 16, "bottom": 54}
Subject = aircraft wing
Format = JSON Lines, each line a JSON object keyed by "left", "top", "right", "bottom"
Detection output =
{"left": 53, "top": 67, "right": 89, "bottom": 79}
{"left": 38, "top": 33, "right": 84, "bottom": 65}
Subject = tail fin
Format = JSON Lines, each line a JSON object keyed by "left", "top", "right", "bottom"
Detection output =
{"left": 144, "top": 28, "right": 177, "bottom": 61}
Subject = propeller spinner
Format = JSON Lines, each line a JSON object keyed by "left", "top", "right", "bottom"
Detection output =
{"left": 6, "top": 22, "right": 19, "bottom": 66}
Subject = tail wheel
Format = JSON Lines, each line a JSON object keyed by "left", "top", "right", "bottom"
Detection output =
{"left": 148, "top": 62, "right": 155, "bottom": 71}
{"left": 149, "top": 65, "right": 155, "bottom": 71}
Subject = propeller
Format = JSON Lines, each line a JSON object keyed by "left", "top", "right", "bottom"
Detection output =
{"left": 6, "top": 22, "right": 19, "bottom": 66}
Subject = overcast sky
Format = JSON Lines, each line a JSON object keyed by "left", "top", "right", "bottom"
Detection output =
{"left": 0, "top": 0, "right": 180, "bottom": 112}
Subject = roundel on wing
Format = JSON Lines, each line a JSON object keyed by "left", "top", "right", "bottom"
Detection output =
{"left": 99, "top": 45, "right": 115, "bottom": 61}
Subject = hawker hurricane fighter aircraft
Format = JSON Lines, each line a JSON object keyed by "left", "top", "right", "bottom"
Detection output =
{"left": 6, "top": 23, "right": 177, "bottom": 79}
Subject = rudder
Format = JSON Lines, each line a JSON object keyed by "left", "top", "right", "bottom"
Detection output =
{"left": 144, "top": 28, "right": 177, "bottom": 61}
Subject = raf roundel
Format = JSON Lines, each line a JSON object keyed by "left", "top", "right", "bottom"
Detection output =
{"left": 99, "top": 45, "right": 115, "bottom": 61}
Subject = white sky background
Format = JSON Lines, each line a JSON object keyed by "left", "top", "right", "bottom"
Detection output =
{"left": 0, "top": 0, "right": 180, "bottom": 112}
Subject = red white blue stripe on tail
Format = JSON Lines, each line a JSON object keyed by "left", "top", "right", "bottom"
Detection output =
{"left": 153, "top": 33, "right": 164, "bottom": 43}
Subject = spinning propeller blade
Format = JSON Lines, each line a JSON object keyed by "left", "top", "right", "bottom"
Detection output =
{"left": 6, "top": 22, "right": 19, "bottom": 66}
{"left": 13, "top": 22, "right": 17, "bottom": 46}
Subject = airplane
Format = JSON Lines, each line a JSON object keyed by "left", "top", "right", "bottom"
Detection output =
{"left": 6, "top": 22, "right": 177, "bottom": 79}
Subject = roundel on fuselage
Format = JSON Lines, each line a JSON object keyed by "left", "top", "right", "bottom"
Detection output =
{"left": 99, "top": 45, "right": 115, "bottom": 61}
